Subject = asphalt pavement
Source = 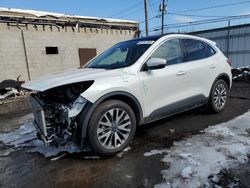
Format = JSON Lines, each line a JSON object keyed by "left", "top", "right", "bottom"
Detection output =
{"left": 0, "top": 80, "right": 250, "bottom": 188}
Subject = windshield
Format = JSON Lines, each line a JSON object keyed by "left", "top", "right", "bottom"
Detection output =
{"left": 86, "top": 40, "right": 154, "bottom": 69}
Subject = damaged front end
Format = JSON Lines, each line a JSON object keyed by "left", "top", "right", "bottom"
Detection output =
{"left": 30, "top": 81, "right": 93, "bottom": 146}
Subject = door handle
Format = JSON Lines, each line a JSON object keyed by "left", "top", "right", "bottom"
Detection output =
{"left": 176, "top": 71, "right": 187, "bottom": 76}
{"left": 209, "top": 64, "right": 216, "bottom": 68}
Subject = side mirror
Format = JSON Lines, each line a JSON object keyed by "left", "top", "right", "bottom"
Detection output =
{"left": 146, "top": 58, "right": 167, "bottom": 70}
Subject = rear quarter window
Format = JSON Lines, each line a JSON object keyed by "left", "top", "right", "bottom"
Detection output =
{"left": 203, "top": 42, "right": 216, "bottom": 57}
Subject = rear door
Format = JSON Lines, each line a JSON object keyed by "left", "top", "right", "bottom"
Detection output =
{"left": 180, "top": 39, "right": 218, "bottom": 99}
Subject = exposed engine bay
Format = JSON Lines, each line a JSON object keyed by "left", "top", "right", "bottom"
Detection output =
{"left": 30, "top": 81, "right": 93, "bottom": 147}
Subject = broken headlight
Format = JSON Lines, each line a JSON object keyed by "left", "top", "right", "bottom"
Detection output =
{"left": 68, "top": 96, "right": 87, "bottom": 117}
{"left": 42, "top": 81, "right": 94, "bottom": 104}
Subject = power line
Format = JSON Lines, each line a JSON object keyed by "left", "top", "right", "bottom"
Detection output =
{"left": 148, "top": 0, "right": 156, "bottom": 17}
{"left": 116, "top": 7, "right": 144, "bottom": 19}
{"left": 139, "top": 12, "right": 228, "bottom": 24}
{"left": 109, "top": 0, "right": 142, "bottom": 18}
{"left": 165, "top": 14, "right": 250, "bottom": 28}
{"left": 167, "top": 13, "right": 229, "bottom": 18}
{"left": 141, "top": 13, "right": 250, "bottom": 33}
{"left": 115, "top": 1, "right": 159, "bottom": 19}
{"left": 174, "top": 0, "right": 250, "bottom": 13}
{"left": 139, "top": 14, "right": 158, "bottom": 23}
{"left": 139, "top": 0, "right": 250, "bottom": 24}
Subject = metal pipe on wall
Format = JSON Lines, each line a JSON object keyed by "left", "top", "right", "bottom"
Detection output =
{"left": 17, "top": 25, "right": 31, "bottom": 81}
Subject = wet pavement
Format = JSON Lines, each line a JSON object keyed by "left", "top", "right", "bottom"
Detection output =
{"left": 0, "top": 81, "right": 250, "bottom": 188}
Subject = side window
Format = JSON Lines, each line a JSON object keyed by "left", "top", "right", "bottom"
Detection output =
{"left": 150, "top": 39, "right": 182, "bottom": 65}
{"left": 203, "top": 42, "right": 216, "bottom": 57}
{"left": 182, "top": 39, "right": 207, "bottom": 62}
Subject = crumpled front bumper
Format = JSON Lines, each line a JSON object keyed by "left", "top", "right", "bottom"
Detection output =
{"left": 30, "top": 94, "right": 88, "bottom": 145}
{"left": 30, "top": 95, "right": 52, "bottom": 144}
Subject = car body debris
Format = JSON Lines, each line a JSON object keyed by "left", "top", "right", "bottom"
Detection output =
{"left": 0, "top": 76, "right": 25, "bottom": 100}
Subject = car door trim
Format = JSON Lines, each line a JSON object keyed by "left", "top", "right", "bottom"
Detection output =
{"left": 144, "top": 95, "right": 208, "bottom": 123}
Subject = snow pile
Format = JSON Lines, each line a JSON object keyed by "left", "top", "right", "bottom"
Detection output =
{"left": 144, "top": 149, "right": 169, "bottom": 157}
{"left": 145, "top": 111, "right": 250, "bottom": 188}
{"left": 0, "top": 115, "right": 81, "bottom": 157}
{"left": 181, "top": 166, "right": 193, "bottom": 178}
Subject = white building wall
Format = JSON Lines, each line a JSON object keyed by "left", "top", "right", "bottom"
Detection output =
{"left": 0, "top": 23, "right": 136, "bottom": 81}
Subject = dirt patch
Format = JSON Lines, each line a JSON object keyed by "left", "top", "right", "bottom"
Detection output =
{"left": 0, "top": 96, "right": 31, "bottom": 116}
{"left": 0, "top": 96, "right": 31, "bottom": 132}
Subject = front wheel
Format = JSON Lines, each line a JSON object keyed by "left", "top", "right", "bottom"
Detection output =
{"left": 208, "top": 79, "right": 228, "bottom": 113}
{"left": 87, "top": 100, "right": 136, "bottom": 156}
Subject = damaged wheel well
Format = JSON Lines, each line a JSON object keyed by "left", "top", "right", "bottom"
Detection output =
{"left": 78, "top": 91, "right": 143, "bottom": 145}
{"left": 217, "top": 74, "right": 230, "bottom": 88}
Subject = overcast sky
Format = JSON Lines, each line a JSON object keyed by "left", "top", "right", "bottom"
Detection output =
{"left": 1, "top": 0, "right": 250, "bottom": 35}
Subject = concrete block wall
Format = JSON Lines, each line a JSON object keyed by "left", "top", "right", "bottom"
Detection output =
{"left": 0, "top": 23, "right": 136, "bottom": 81}
{"left": 0, "top": 24, "right": 29, "bottom": 81}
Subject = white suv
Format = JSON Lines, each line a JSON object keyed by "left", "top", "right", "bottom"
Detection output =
{"left": 23, "top": 34, "right": 232, "bottom": 156}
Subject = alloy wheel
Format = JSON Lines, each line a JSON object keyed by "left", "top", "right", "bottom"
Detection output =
{"left": 213, "top": 83, "right": 227, "bottom": 109}
{"left": 97, "top": 108, "right": 132, "bottom": 149}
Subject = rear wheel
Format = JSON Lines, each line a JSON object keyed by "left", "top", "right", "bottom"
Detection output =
{"left": 87, "top": 100, "right": 136, "bottom": 156}
{"left": 209, "top": 79, "right": 228, "bottom": 113}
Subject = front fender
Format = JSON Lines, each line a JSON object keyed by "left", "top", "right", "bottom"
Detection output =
{"left": 77, "top": 91, "right": 144, "bottom": 148}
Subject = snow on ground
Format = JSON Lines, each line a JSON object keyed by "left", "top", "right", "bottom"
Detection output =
{"left": 0, "top": 114, "right": 131, "bottom": 159}
{"left": 144, "top": 111, "right": 250, "bottom": 188}
{"left": 0, "top": 115, "right": 81, "bottom": 158}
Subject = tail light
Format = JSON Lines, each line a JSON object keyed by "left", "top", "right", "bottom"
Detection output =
{"left": 227, "top": 59, "right": 232, "bottom": 66}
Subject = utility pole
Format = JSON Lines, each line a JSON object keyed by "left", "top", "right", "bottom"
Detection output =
{"left": 160, "top": 0, "right": 167, "bottom": 35}
{"left": 144, "top": 0, "right": 149, "bottom": 36}
{"left": 226, "top": 20, "right": 231, "bottom": 58}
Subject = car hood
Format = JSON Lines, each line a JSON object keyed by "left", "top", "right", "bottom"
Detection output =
{"left": 22, "top": 68, "right": 111, "bottom": 91}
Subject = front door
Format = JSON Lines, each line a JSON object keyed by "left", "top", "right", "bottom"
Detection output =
{"left": 139, "top": 38, "right": 189, "bottom": 117}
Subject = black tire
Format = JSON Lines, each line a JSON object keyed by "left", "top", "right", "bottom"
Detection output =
{"left": 208, "top": 79, "right": 228, "bottom": 113}
{"left": 87, "top": 100, "right": 136, "bottom": 156}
